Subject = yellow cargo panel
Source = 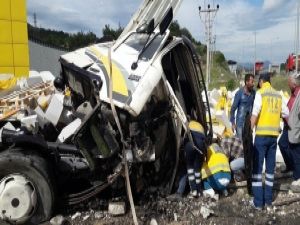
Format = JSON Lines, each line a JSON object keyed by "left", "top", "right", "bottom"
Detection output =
{"left": 11, "top": 0, "right": 27, "bottom": 22}
{"left": 0, "top": 67, "right": 14, "bottom": 75}
{"left": 0, "top": 21, "right": 12, "bottom": 43}
{"left": 0, "top": 44, "right": 14, "bottom": 66}
{"left": 15, "top": 66, "right": 29, "bottom": 78}
{"left": 0, "top": 0, "right": 29, "bottom": 82}
{"left": 13, "top": 44, "right": 29, "bottom": 66}
{"left": 12, "top": 21, "right": 28, "bottom": 43}
{"left": 0, "top": 0, "right": 11, "bottom": 20}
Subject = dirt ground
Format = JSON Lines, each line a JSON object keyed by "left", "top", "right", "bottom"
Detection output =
{"left": 41, "top": 174, "right": 300, "bottom": 225}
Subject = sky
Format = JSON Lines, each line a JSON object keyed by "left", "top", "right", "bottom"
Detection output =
{"left": 27, "top": 0, "right": 298, "bottom": 64}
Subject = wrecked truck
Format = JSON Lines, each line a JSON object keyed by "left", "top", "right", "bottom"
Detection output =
{"left": 0, "top": 0, "right": 212, "bottom": 224}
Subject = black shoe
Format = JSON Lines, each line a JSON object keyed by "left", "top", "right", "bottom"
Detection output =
{"left": 234, "top": 171, "right": 246, "bottom": 182}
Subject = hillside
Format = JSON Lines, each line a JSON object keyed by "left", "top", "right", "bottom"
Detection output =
{"left": 206, "top": 51, "right": 234, "bottom": 90}
{"left": 28, "top": 23, "right": 99, "bottom": 51}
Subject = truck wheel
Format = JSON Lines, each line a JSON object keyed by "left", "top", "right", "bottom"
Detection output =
{"left": 0, "top": 150, "right": 54, "bottom": 224}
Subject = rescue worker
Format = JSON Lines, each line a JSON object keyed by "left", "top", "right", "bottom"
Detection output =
{"left": 185, "top": 120, "right": 206, "bottom": 198}
{"left": 250, "top": 73, "right": 289, "bottom": 210}
{"left": 201, "top": 143, "right": 231, "bottom": 198}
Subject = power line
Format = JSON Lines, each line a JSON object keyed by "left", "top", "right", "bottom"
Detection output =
{"left": 198, "top": 2, "right": 219, "bottom": 89}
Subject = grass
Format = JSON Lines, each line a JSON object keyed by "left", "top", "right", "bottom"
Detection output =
{"left": 202, "top": 56, "right": 236, "bottom": 91}
{"left": 199, "top": 50, "right": 289, "bottom": 92}
{"left": 271, "top": 74, "right": 289, "bottom": 92}
{"left": 206, "top": 66, "right": 289, "bottom": 93}
{"left": 209, "top": 66, "right": 236, "bottom": 90}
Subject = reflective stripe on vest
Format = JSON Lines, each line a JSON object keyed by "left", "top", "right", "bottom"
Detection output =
{"left": 201, "top": 152, "right": 230, "bottom": 179}
{"left": 256, "top": 83, "right": 282, "bottom": 136}
{"left": 189, "top": 120, "right": 204, "bottom": 134}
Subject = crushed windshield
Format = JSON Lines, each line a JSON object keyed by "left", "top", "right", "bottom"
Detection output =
{"left": 125, "top": 33, "right": 165, "bottom": 60}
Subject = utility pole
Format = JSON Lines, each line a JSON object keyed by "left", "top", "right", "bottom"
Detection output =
{"left": 33, "top": 13, "right": 37, "bottom": 27}
{"left": 198, "top": 2, "right": 219, "bottom": 89}
{"left": 270, "top": 38, "right": 273, "bottom": 66}
{"left": 210, "top": 35, "right": 216, "bottom": 68}
{"left": 296, "top": 1, "right": 299, "bottom": 72}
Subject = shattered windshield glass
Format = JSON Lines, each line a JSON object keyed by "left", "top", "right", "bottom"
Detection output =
{"left": 125, "top": 33, "right": 165, "bottom": 60}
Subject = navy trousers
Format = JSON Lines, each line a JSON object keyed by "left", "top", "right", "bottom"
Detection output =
{"left": 252, "top": 136, "right": 277, "bottom": 208}
{"left": 289, "top": 143, "right": 300, "bottom": 180}
{"left": 278, "top": 126, "right": 293, "bottom": 171}
{"left": 185, "top": 132, "right": 205, "bottom": 193}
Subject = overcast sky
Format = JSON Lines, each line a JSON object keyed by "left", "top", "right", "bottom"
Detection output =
{"left": 27, "top": 0, "right": 298, "bottom": 64}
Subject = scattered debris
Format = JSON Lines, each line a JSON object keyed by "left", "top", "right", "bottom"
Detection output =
{"left": 273, "top": 197, "right": 300, "bottom": 206}
{"left": 108, "top": 201, "right": 126, "bottom": 216}
{"left": 173, "top": 213, "right": 178, "bottom": 221}
{"left": 0, "top": 81, "right": 54, "bottom": 120}
{"left": 82, "top": 214, "right": 90, "bottom": 221}
{"left": 290, "top": 183, "right": 300, "bottom": 193}
{"left": 150, "top": 218, "right": 158, "bottom": 225}
{"left": 71, "top": 212, "right": 81, "bottom": 220}
{"left": 50, "top": 215, "right": 66, "bottom": 225}
{"left": 200, "top": 206, "right": 214, "bottom": 219}
{"left": 94, "top": 211, "right": 104, "bottom": 219}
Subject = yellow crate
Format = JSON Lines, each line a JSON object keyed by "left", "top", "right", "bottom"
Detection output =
{"left": 0, "top": 20, "right": 12, "bottom": 43}
{"left": 0, "top": 44, "right": 14, "bottom": 66}
{"left": 0, "top": 0, "right": 11, "bottom": 20}
{"left": 12, "top": 21, "right": 28, "bottom": 43}
{"left": 11, "top": 0, "right": 27, "bottom": 22}
{"left": 15, "top": 66, "right": 29, "bottom": 78}
{"left": 0, "top": 0, "right": 29, "bottom": 80}
{"left": 13, "top": 44, "right": 29, "bottom": 67}
{"left": 0, "top": 66, "right": 14, "bottom": 75}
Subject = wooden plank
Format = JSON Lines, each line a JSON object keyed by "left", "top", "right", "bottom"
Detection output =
{"left": 0, "top": 108, "right": 20, "bottom": 121}
{"left": 0, "top": 81, "right": 54, "bottom": 117}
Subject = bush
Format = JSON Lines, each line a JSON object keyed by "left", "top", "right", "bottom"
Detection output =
{"left": 215, "top": 51, "right": 226, "bottom": 64}
{"left": 226, "top": 79, "right": 236, "bottom": 91}
{"left": 196, "top": 45, "right": 207, "bottom": 56}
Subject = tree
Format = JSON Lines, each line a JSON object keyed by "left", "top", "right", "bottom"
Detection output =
{"left": 169, "top": 20, "right": 181, "bottom": 37}
{"left": 102, "top": 24, "right": 123, "bottom": 40}
{"left": 214, "top": 51, "right": 226, "bottom": 64}
{"left": 280, "top": 63, "right": 286, "bottom": 72}
{"left": 169, "top": 20, "right": 200, "bottom": 44}
{"left": 180, "top": 27, "right": 193, "bottom": 41}
{"left": 27, "top": 23, "right": 98, "bottom": 50}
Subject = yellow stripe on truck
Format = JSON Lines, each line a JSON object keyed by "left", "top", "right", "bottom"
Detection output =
{"left": 89, "top": 47, "right": 128, "bottom": 97}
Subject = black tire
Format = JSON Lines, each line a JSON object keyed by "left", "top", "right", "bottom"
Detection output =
{"left": 0, "top": 149, "right": 55, "bottom": 224}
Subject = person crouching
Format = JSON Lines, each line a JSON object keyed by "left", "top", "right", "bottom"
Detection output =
{"left": 201, "top": 143, "right": 231, "bottom": 198}
{"left": 185, "top": 120, "right": 206, "bottom": 198}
